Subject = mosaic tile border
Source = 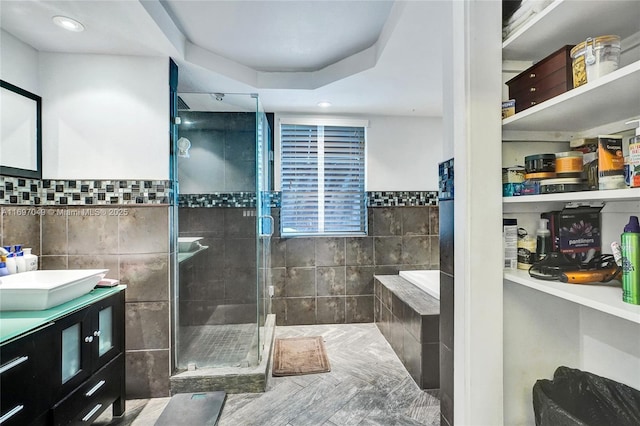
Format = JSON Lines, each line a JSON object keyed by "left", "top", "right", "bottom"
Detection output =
{"left": 0, "top": 176, "right": 172, "bottom": 205}
{"left": 367, "top": 191, "right": 439, "bottom": 207}
{"left": 1, "top": 176, "right": 438, "bottom": 208}
{"left": 178, "top": 191, "right": 438, "bottom": 208}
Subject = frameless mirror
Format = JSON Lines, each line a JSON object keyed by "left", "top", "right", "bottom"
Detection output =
{"left": 0, "top": 80, "right": 42, "bottom": 179}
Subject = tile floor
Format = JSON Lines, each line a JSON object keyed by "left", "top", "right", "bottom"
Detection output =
{"left": 96, "top": 323, "right": 440, "bottom": 425}
{"left": 179, "top": 323, "right": 257, "bottom": 368}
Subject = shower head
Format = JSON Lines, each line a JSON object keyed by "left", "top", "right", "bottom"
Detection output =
{"left": 177, "top": 137, "right": 191, "bottom": 158}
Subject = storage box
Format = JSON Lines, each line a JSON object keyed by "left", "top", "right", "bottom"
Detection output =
{"left": 506, "top": 45, "right": 574, "bottom": 113}
{"left": 557, "top": 206, "right": 602, "bottom": 264}
{"left": 502, "top": 100, "right": 515, "bottom": 119}
{"left": 571, "top": 135, "right": 625, "bottom": 190}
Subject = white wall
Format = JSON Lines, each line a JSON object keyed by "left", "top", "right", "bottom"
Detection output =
{"left": 39, "top": 53, "right": 169, "bottom": 179}
{"left": 0, "top": 30, "right": 39, "bottom": 93}
{"left": 274, "top": 113, "right": 442, "bottom": 191}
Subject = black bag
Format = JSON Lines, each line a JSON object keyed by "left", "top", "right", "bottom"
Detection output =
{"left": 533, "top": 366, "right": 640, "bottom": 426}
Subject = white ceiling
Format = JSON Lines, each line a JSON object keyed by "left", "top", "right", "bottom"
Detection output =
{"left": 0, "top": 0, "right": 445, "bottom": 116}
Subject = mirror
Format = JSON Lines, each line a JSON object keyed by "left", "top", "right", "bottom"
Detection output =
{"left": 1, "top": 80, "right": 42, "bottom": 179}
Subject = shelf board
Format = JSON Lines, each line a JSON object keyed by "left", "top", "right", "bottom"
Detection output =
{"left": 503, "top": 187, "right": 640, "bottom": 204}
{"left": 502, "top": 61, "right": 640, "bottom": 133}
{"left": 503, "top": 0, "right": 640, "bottom": 62}
{"left": 504, "top": 269, "right": 640, "bottom": 324}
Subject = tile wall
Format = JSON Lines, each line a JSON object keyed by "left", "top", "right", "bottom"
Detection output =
{"left": 0, "top": 202, "right": 172, "bottom": 399}
{"left": 270, "top": 204, "right": 440, "bottom": 326}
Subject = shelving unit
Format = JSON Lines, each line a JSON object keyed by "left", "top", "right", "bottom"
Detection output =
{"left": 505, "top": 270, "right": 640, "bottom": 324}
{"left": 501, "top": 2, "right": 640, "bottom": 424}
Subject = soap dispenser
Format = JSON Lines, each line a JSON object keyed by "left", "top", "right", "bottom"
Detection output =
{"left": 625, "top": 119, "right": 640, "bottom": 188}
{"left": 536, "top": 218, "right": 552, "bottom": 262}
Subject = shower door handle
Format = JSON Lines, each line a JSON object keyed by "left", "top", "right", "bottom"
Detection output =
{"left": 261, "top": 215, "right": 274, "bottom": 237}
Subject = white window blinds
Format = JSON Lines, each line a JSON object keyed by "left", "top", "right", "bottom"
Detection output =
{"left": 280, "top": 121, "right": 367, "bottom": 237}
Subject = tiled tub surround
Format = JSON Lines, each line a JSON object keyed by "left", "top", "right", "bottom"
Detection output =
{"left": 0, "top": 204, "right": 172, "bottom": 399}
{"left": 374, "top": 274, "right": 440, "bottom": 389}
{"left": 270, "top": 204, "right": 439, "bottom": 326}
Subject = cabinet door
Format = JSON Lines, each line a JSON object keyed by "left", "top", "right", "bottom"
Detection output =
{"left": 91, "top": 291, "right": 124, "bottom": 372}
{"left": 53, "top": 307, "right": 93, "bottom": 400}
{"left": 0, "top": 324, "right": 55, "bottom": 426}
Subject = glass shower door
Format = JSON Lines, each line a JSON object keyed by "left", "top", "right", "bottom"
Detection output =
{"left": 255, "top": 98, "right": 272, "bottom": 362}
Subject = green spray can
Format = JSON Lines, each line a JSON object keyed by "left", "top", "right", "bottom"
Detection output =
{"left": 621, "top": 216, "right": 640, "bottom": 305}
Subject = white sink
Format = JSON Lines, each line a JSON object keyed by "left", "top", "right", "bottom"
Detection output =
{"left": 178, "top": 237, "right": 204, "bottom": 252}
{"left": 0, "top": 269, "right": 108, "bottom": 311}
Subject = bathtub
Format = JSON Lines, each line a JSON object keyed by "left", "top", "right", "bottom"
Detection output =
{"left": 399, "top": 270, "right": 440, "bottom": 300}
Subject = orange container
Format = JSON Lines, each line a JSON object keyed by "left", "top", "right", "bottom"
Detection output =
{"left": 555, "top": 151, "right": 583, "bottom": 177}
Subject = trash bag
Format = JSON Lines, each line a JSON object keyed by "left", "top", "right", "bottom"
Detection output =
{"left": 533, "top": 366, "right": 640, "bottom": 426}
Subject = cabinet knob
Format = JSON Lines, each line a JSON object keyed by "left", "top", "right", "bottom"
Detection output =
{"left": 93, "top": 330, "right": 101, "bottom": 337}
{"left": 529, "top": 73, "right": 536, "bottom": 78}
{"left": 84, "top": 336, "right": 94, "bottom": 343}
{"left": 529, "top": 87, "right": 536, "bottom": 92}
{"left": 530, "top": 101, "right": 537, "bottom": 106}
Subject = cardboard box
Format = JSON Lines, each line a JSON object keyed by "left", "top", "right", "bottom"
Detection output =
{"left": 557, "top": 206, "right": 602, "bottom": 264}
{"left": 570, "top": 135, "right": 625, "bottom": 190}
{"left": 502, "top": 100, "right": 515, "bottom": 119}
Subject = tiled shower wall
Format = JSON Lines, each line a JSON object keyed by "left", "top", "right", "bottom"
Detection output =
{"left": 0, "top": 204, "right": 172, "bottom": 399}
{"left": 270, "top": 205, "right": 440, "bottom": 326}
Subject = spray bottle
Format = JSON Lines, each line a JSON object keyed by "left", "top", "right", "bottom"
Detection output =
{"left": 621, "top": 215, "right": 640, "bottom": 305}
{"left": 536, "top": 218, "right": 552, "bottom": 262}
{"left": 625, "top": 119, "right": 640, "bottom": 187}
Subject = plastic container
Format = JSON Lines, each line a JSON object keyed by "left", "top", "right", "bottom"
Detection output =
{"left": 23, "top": 248, "right": 38, "bottom": 272}
{"left": 555, "top": 151, "right": 584, "bottom": 178}
{"left": 517, "top": 234, "right": 536, "bottom": 270}
{"left": 525, "top": 154, "right": 556, "bottom": 173}
{"left": 504, "top": 218, "right": 518, "bottom": 269}
{"left": 536, "top": 218, "right": 552, "bottom": 262}
{"left": 540, "top": 177, "right": 585, "bottom": 194}
{"left": 570, "top": 35, "right": 621, "bottom": 88}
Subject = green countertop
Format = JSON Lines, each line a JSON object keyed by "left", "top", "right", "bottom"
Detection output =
{"left": 0, "top": 285, "right": 126, "bottom": 344}
{"left": 178, "top": 245, "right": 209, "bottom": 264}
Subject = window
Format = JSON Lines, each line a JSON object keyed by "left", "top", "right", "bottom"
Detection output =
{"left": 279, "top": 118, "right": 367, "bottom": 237}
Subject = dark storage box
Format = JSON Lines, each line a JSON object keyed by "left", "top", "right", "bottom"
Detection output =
{"left": 557, "top": 205, "right": 602, "bottom": 264}
{"left": 506, "top": 45, "right": 574, "bottom": 113}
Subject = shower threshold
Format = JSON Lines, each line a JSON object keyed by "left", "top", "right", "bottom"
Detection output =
{"left": 170, "top": 314, "right": 276, "bottom": 395}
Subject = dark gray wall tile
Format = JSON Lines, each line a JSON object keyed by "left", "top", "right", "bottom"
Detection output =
{"left": 68, "top": 210, "right": 119, "bottom": 255}
{"left": 402, "top": 236, "right": 429, "bottom": 265}
{"left": 422, "top": 343, "right": 440, "bottom": 390}
{"left": 346, "top": 266, "right": 374, "bottom": 295}
{"left": 316, "top": 266, "right": 346, "bottom": 296}
{"left": 68, "top": 254, "right": 119, "bottom": 280}
{"left": 429, "top": 206, "right": 439, "bottom": 236}
{"left": 120, "top": 253, "right": 169, "bottom": 302}
{"left": 315, "top": 237, "right": 345, "bottom": 266}
{"left": 125, "top": 302, "right": 170, "bottom": 350}
{"left": 1, "top": 207, "right": 40, "bottom": 253}
{"left": 224, "top": 238, "right": 256, "bottom": 268}
{"left": 270, "top": 267, "right": 286, "bottom": 297}
{"left": 41, "top": 209, "right": 67, "bottom": 255}
{"left": 224, "top": 208, "right": 256, "bottom": 238}
{"left": 270, "top": 237, "right": 286, "bottom": 268}
{"left": 179, "top": 207, "right": 224, "bottom": 237}
{"left": 317, "top": 297, "right": 346, "bottom": 324}
{"left": 346, "top": 295, "right": 374, "bottom": 323}
{"left": 402, "top": 207, "right": 429, "bottom": 235}
{"left": 125, "top": 349, "right": 170, "bottom": 398}
{"left": 374, "top": 237, "right": 402, "bottom": 265}
{"left": 285, "top": 267, "right": 315, "bottom": 297}
{"left": 371, "top": 208, "right": 402, "bottom": 236}
{"left": 285, "top": 297, "right": 316, "bottom": 325}
{"left": 345, "top": 237, "right": 373, "bottom": 266}
{"left": 285, "top": 238, "right": 316, "bottom": 266}
{"left": 119, "top": 207, "right": 169, "bottom": 254}
{"left": 40, "top": 255, "right": 68, "bottom": 270}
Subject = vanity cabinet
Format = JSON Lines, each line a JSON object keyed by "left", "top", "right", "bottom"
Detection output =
{"left": 0, "top": 286, "right": 125, "bottom": 426}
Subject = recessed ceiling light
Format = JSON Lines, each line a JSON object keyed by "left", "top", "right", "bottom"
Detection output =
{"left": 317, "top": 101, "right": 332, "bottom": 108}
{"left": 52, "top": 16, "right": 85, "bottom": 32}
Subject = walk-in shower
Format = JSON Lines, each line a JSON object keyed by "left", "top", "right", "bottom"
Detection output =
{"left": 173, "top": 93, "right": 272, "bottom": 371}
